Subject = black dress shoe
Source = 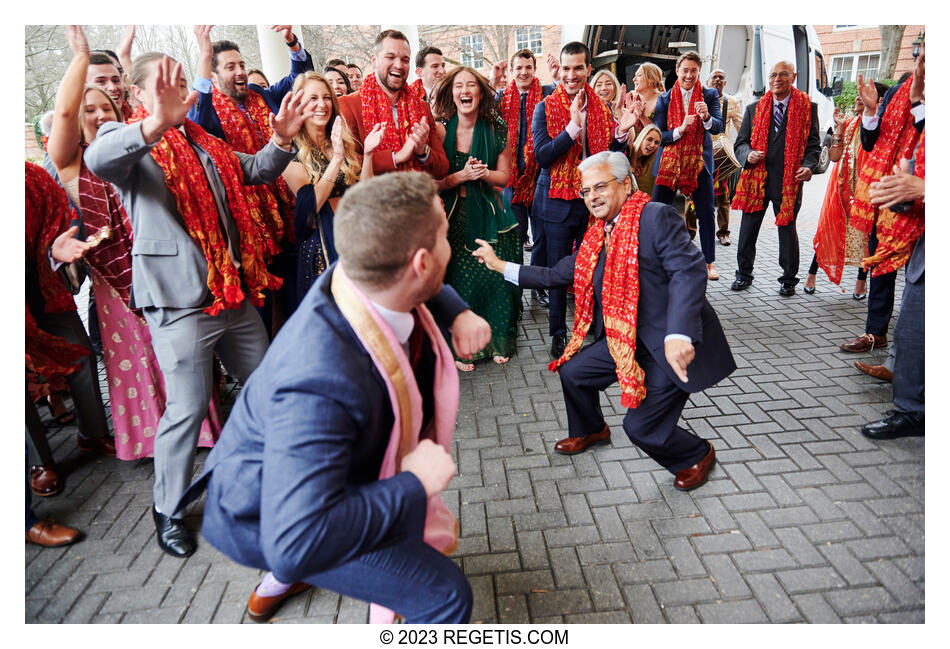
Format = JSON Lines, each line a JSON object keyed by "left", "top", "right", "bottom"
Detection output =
{"left": 532, "top": 289, "right": 549, "bottom": 307}
{"left": 803, "top": 286, "right": 816, "bottom": 295}
{"left": 550, "top": 334, "right": 568, "bottom": 359}
{"left": 152, "top": 506, "right": 196, "bottom": 558}
{"left": 861, "top": 411, "right": 924, "bottom": 440}
{"left": 779, "top": 284, "right": 796, "bottom": 296}
{"left": 730, "top": 278, "right": 752, "bottom": 291}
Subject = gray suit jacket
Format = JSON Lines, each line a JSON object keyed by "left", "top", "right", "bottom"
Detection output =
{"left": 84, "top": 121, "right": 295, "bottom": 310}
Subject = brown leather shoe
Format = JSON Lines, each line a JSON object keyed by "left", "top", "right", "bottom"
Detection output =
{"left": 674, "top": 442, "right": 716, "bottom": 491}
{"left": 26, "top": 520, "right": 81, "bottom": 547}
{"left": 840, "top": 333, "right": 887, "bottom": 353}
{"left": 77, "top": 434, "right": 116, "bottom": 456}
{"left": 247, "top": 581, "right": 312, "bottom": 622}
{"left": 554, "top": 424, "right": 611, "bottom": 455}
{"left": 30, "top": 464, "right": 63, "bottom": 497}
{"left": 855, "top": 361, "right": 894, "bottom": 382}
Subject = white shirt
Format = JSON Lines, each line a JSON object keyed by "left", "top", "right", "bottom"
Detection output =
{"left": 369, "top": 299, "right": 415, "bottom": 347}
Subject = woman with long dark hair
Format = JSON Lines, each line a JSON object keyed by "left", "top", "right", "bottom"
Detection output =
{"left": 432, "top": 66, "right": 521, "bottom": 370}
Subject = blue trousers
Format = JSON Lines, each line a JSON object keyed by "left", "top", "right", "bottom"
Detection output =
{"left": 304, "top": 537, "right": 472, "bottom": 623}
{"left": 892, "top": 242, "right": 924, "bottom": 416}
{"left": 865, "top": 226, "right": 897, "bottom": 336}
{"left": 653, "top": 167, "right": 716, "bottom": 264}
{"left": 558, "top": 337, "right": 710, "bottom": 473}
{"left": 542, "top": 202, "right": 588, "bottom": 336}
{"left": 503, "top": 186, "right": 530, "bottom": 247}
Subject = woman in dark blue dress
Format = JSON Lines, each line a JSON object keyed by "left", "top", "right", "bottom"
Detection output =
{"left": 282, "top": 71, "right": 383, "bottom": 311}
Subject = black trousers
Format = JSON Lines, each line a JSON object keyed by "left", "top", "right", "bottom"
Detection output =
{"left": 864, "top": 226, "right": 897, "bottom": 336}
{"left": 808, "top": 253, "right": 868, "bottom": 281}
{"left": 735, "top": 195, "right": 802, "bottom": 285}
{"left": 558, "top": 337, "right": 709, "bottom": 473}
{"left": 653, "top": 167, "right": 716, "bottom": 264}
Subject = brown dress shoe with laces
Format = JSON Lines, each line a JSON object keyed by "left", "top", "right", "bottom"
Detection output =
{"left": 840, "top": 333, "right": 887, "bottom": 353}
{"left": 247, "top": 582, "right": 312, "bottom": 622}
{"left": 674, "top": 442, "right": 716, "bottom": 491}
{"left": 26, "top": 520, "right": 81, "bottom": 547}
{"left": 855, "top": 361, "right": 894, "bottom": 382}
{"left": 30, "top": 464, "right": 63, "bottom": 497}
{"left": 554, "top": 424, "right": 611, "bottom": 455}
{"left": 77, "top": 434, "right": 117, "bottom": 456}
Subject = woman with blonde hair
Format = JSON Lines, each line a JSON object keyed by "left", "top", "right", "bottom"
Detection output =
{"left": 45, "top": 25, "right": 222, "bottom": 461}
{"left": 590, "top": 69, "right": 624, "bottom": 119}
{"left": 282, "top": 71, "right": 384, "bottom": 308}
{"left": 631, "top": 62, "right": 665, "bottom": 134}
{"left": 629, "top": 124, "right": 662, "bottom": 196}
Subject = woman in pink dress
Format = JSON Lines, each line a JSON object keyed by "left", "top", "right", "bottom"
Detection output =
{"left": 47, "top": 25, "right": 221, "bottom": 460}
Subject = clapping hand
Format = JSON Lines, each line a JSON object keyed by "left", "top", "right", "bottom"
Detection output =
{"left": 456, "top": 156, "right": 487, "bottom": 183}
{"left": 65, "top": 25, "right": 90, "bottom": 57}
{"left": 869, "top": 159, "right": 924, "bottom": 209}
{"left": 547, "top": 53, "right": 560, "bottom": 83}
{"left": 363, "top": 122, "right": 385, "bottom": 155}
{"left": 409, "top": 119, "right": 430, "bottom": 155}
{"left": 490, "top": 60, "right": 508, "bottom": 89}
{"left": 269, "top": 89, "right": 315, "bottom": 147}
{"left": 856, "top": 74, "right": 879, "bottom": 116}
{"left": 617, "top": 89, "right": 639, "bottom": 133}
{"left": 329, "top": 116, "right": 345, "bottom": 160}
{"left": 833, "top": 107, "right": 847, "bottom": 129}
{"left": 694, "top": 101, "right": 709, "bottom": 122}
{"left": 570, "top": 91, "right": 584, "bottom": 127}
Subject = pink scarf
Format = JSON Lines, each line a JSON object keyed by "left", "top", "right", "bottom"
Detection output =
{"left": 331, "top": 267, "right": 459, "bottom": 624}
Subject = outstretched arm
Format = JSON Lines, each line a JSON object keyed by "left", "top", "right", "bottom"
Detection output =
{"left": 48, "top": 25, "right": 89, "bottom": 175}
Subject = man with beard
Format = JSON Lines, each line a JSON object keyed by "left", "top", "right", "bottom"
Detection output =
{"left": 180, "top": 173, "right": 481, "bottom": 623}
{"left": 473, "top": 151, "right": 734, "bottom": 482}
{"left": 338, "top": 30, "right": 448, "bottom": 178}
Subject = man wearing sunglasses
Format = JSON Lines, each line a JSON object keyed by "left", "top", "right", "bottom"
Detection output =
{"left": 473, "top": 151, "right": 735, "bottom": 490}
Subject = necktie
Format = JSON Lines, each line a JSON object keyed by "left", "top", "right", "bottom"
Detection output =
{"left": 773, "top": 101, "right": 785, "bottom": 133}
{"left": 518, "top": 92, "right": 528, "bottom": 172}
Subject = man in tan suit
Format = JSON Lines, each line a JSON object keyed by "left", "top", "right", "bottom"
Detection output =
{"left": 684, "top": 68, "right": 742, "bottom": 245}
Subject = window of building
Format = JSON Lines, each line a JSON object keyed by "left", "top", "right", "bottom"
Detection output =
{"left": 459, "top": 34, "right": 483, "bottom": 67}
{"left": 830, "top": 52, "right": 880, "bottom": 82}
{"left": 515, "top": 26, "right": 543, "bottom": 55}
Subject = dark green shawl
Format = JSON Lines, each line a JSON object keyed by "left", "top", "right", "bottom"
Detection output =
{"left": 439, "top": 113, "right": 517, "bottom": 250}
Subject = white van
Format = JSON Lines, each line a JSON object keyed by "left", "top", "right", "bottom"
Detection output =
{"left": 573, "top": 25, "right": 841, "bottom": 173}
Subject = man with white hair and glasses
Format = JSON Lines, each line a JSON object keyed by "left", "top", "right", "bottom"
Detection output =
{"left": 474, "top": 151, "right": 735, "bottom": 490}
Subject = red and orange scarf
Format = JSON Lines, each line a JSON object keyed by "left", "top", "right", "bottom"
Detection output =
{"left": 550, "top": 191, "right": 651, "bottom": 408}
{"left": 360, "top": 73, "right": 432, "bottom": 171}
{"left": 25, "top": 162, "right": 89, "bottom": 379}
{"left": 544, "top": 83, "right": 614, "bottom": 200}
{"left": 502, "top": 78, "right": 543, "bottom": 205}
{"left": 211, "top": 85, "right": 295, "bottom": 248}
{"left": 731, "top": 88, "right": 812, "bottom": 226}
{"left": 128, "top": 107, "right": 281, "bottom": 316}
{"left": 861, "top": 129, "right": 924, "bottom": 275}
{"left": 408, "top": 78, "right": 427, "bottom": 102}
{"left": 655, "top": 82, "right": 706, "bottom": 196}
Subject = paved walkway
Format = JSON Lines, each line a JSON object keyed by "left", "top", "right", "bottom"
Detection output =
{"left": 26, "top": 173, "right": 924, "bottom": 623}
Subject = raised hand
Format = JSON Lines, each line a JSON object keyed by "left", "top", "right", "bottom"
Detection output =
{"left": 909, "top": 53, "right": 924, "bottom": 104}
{"left": 269, "top": 88, "right": 314, "bottom": 146}
{"left": 117, "top": 25, "right": 135, "bottom": 60}
{"left": 363, "top": 122, "right": 385, "bottom": 155}
{"left": 570, "top": 91, "right": 584, "bottom": 127}
{"left": 694, "top": 101, "right": 709, "bottom": 121}
{"left": 271, "top": 25, "right": 294, "bottom": 44}
{"left": 856, "top": 74, "right": 879, "bottom": 116}
{"left": 330, "top": 116, "right": 345, "bottom": 160}
{"left": 833, "top": 107, "right": 847, "bottom": 129}
{"left": 50, "top": 226, "right": 93, "bottom": 264}
{"left": 150, "top": 56, "right": 198, "bottom": 131}
{"left": 547, "top": 53, "right": 560, "bottom": 83}
{"left": 65, "top": 25, "right": 90, "bottom": 57}
{"left": 617, "top": 93, "right": 639, "bottom": 133}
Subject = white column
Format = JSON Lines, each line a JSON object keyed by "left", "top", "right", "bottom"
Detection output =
{"left": 381, "top": 24, "right": 420, "bottom": 82}
{"left": 257, "top": 25, "right": 293, "bottom": 83}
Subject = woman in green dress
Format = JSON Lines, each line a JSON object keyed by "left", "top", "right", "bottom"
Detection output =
{"left": 432, "top": 66, "right": 521, "bottom": 371}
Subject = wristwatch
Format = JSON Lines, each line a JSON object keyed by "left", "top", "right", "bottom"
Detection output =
{"left": 286, "top": 35, "right": 299, "bottom": 48}
{"left": 417, "top": 144, "right": 431, "bottom": 159}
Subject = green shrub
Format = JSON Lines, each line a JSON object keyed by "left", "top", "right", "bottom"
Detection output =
{"left": 833, "top": 78, "right": 899, "bottom": 115}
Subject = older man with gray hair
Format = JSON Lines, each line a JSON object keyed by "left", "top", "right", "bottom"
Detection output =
{"left": 474, "top": 151, "right": 735, "bottom": 490}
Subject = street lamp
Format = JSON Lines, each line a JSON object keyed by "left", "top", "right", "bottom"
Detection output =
{"left": 912, "top": 32, "right": 924, "bottom": 60}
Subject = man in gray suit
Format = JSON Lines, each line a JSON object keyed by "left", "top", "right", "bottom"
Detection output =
{"left": 85, "top": 53, "right": 314, "bottom": 558}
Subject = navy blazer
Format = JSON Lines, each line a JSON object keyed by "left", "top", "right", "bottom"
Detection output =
{"left": 181, "top": 268, "right": 468, "bottom": 584}
{"left": 652, "top": 86, "right": 723, "bottom": 177}
{"left": 188, "top": 50, "right": 314, "bottom": 142}
{"left": 860, "top": 82, "right": 924, "bottom": 152}
{"left": 531, "top": 95, "right": 628, "bottom": 223}
{"left": 517, "top": 201, "right": 735, "bottom": 393}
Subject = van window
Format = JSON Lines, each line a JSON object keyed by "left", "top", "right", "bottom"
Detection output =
{"left": 793, "top": 26, "right": 809, "bottom": 91}
{"left": 815, "top": 51, "right": 828, "bottom": 90}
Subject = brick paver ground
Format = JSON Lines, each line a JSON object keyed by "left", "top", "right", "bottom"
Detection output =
{"left": 26, "top": 173, "right": 924, "bottom": 623}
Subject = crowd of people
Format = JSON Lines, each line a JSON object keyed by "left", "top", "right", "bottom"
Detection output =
{"left": 26, "top": 25, "right": 924, "bottom": 624}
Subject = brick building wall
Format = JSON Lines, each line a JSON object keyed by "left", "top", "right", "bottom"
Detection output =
{"left": 25, "top": 123, "right": 44, "bottom": 162}
{"left": 814, "top": 25, "right": 924, "bottom": 82}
